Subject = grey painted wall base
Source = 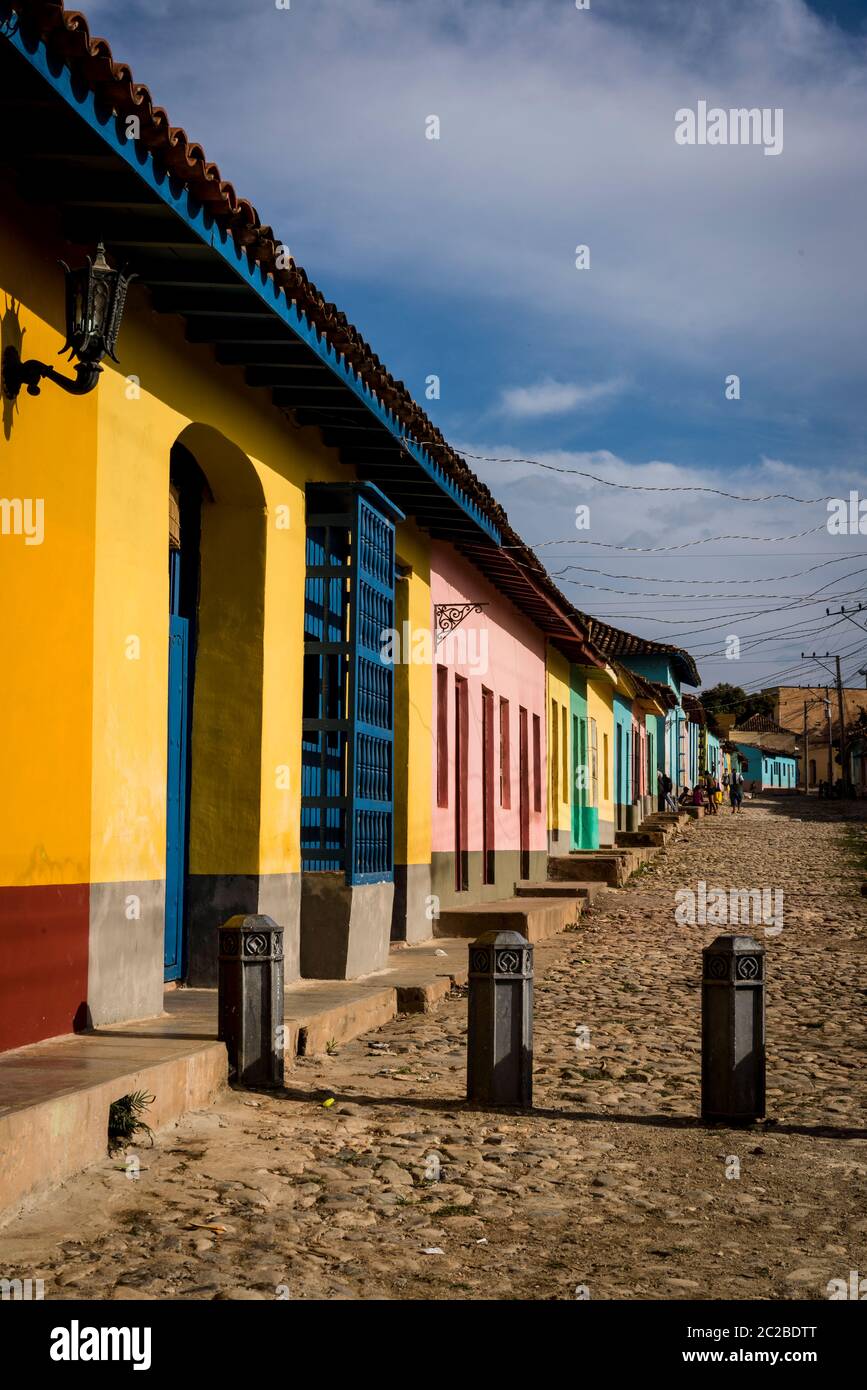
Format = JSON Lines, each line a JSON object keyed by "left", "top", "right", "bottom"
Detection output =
{"left": 391, "top": 862, "right": 433, "bottom": 944}
{"left": 256, "top": 874, "right": 301, "bottom": 981}
{"left": 187, "top": 872, "right": 300, "bottom": 987}
{"left": 598, "top": 817, "right": 616, "bottom": 848}
{"left": 548, "top": 832, "right": 572, "bottom": 857}
{"left": 301, "top": 873, "right": 394, "bottom": 978}
{"left": 87, "top": 879, "right": 165, "bottom": 1028}
{"left": 431, "top": 849, "right": 548, "bottom": 913}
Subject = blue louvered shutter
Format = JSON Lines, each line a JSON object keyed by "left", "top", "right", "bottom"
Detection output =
{"left": 301, "top": 512, "right": 350, "bottom": 871}
{"left": 346, "top": 493, "right": 395, "bottom": 884}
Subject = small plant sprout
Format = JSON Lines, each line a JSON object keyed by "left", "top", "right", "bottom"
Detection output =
{"left": 107, "top": 1091, "right": 155, "bottom": 1155}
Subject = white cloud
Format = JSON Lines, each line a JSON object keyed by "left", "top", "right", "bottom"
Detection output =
{"left": 499, "top": 377, "right": 626, "bottom": 419}
{"left": 457, "top": 438, "right": 867, "bottom": 690}
{"left": 87, "top": 0, "right": 867, "bottom": 390}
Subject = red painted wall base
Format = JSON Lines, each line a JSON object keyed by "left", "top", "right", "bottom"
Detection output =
{"left": 0, "top": 884, "right": 89, "bottom": 1052}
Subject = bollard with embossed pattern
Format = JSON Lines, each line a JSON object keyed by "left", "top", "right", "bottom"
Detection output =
{"left": 701, "top": 933, "right": 765, "bottom": 1123}
{"left": 467, "top": 929, "right": 533, "bottom": 1107}
{"left": 218, "top": 914, "right": 284, "bottom": 1088}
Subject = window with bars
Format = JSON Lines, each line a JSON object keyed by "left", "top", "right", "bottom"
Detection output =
{"left": 302, "top": 485, "right": 400, "bottom": 886}
{"left": 533, "top": 712, "right": 542, "bottom": 812}
{"left": 562, "top": 704, "right": 569, "bottom": 804}
{"left": 499, "top": 698, "right": 511, "bottom": 808}
{"left": 436, "top": 665, "right": 449, "bottom": 808}
{"left": 550, "top": 698, "right": 559, "bottom": 837}
{"left": 482, "top": 687, "right": 495, "bottom": 884}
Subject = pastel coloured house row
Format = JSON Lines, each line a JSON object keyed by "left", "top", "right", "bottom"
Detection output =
{"left": 0, "top": 4, "right": 704, "bottom": 1054}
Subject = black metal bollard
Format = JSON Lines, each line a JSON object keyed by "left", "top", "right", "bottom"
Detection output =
{"left": 701, "top": 933, "right": 765, "bottom": 1123}
{"left": 218, "top": 914, "right": 284, "bottom": 1088}
{"left": 467, "top": 929, "right": 533, "bottom": 1107}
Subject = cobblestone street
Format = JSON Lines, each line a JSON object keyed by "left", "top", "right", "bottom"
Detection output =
{"left": 4, "top": 795, "right": 866, "bottom": 1302}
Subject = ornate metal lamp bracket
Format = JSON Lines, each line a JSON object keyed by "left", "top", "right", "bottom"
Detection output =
{"left": 434, "top": 602, "right": 489, "bottom": 647}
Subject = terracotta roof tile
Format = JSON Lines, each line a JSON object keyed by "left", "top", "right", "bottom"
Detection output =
{"left": 735, "top": 714, "right": 796, "bottom": 734}
{"left": 576, "top": 617, "right": 700, "bottom": 687}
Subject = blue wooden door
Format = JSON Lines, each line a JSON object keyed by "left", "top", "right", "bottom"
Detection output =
{"left": 165, "top": 553, "right": 189, "bottom": 980}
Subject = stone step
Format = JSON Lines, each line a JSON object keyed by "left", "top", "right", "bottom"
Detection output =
{"left": 568, "top": 846, "right": 637, "bottom": 858}
{"left": 433, "top": 896, "right": 580, "bottom": 943}
{"left": 640, "top": 818, "right": 675, "bottom": 835}
{"left": 683, "top": 804, "right": 705, "bottom": 818}
{"left": 548, "top": 853, "right": 635, "bottom": 887}
{"left": 616, "top": 829, "right": 667, "bottom": 847}
{"left": 514, "top": 879, "right": 599, "bottom": 902}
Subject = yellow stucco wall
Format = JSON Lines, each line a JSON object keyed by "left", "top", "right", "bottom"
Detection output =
{"left": 1, "top": 187, "right": 431, "bottom": 894}
{"left": 0, "top": 201, "right": 97, "bottom": 890}
{"left": 546, "top": 647, "right": 572, "bottom": 840}
{"left": 90, "top": 297, "right": 316, "bottom": 883}
{"left": 586, "top": 676, "right": 615, "bottom": 837}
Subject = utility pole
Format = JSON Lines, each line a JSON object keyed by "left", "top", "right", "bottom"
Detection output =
{"left": 824, "top": 606, "right": 866, "bottom": 792}
{"left": 835, "top": 654, "right": 847, "bottom": 795}
{"left": 803, "top": 699, "right": 809, "bottom": 792}
{"left": 826, "top": 602, "right": 867, "bottom": 635}
{"left": 803, "top": 652, "right": 849, "bottom": 796}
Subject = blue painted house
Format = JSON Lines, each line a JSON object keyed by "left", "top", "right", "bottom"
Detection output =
{"left": 734, "top": 742, "right": 798, "bottom": 791}
{"left": 706, "top": 729, "right": 721, "bottom": 780}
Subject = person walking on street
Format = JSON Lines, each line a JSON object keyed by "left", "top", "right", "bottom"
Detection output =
{"left": 730, "top": 769, "right": 744, "bottom": 813}
{"left": 660, "top": 769, "right": 677, "bottom": 812}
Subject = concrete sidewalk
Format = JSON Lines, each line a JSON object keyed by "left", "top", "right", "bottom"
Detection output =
{"left": 0, "top": 935, "right": 474, "bottom": 1217}
{"left": 0, "top": 821, "right": 682, "bottom": 1222}
{"left": 1, "top": 839, "right": 669, "bottom": 1220}
{"left": 159, "top": 935, "right": 473, "bottom": 1055}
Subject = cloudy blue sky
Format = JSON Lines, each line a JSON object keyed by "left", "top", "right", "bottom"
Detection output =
{"left": 83, "top": 0, "right": 867, "bottom": 694}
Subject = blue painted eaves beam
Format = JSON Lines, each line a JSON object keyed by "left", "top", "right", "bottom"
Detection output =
{"left": 2, "top": 22, "right": 501, "bottom": 546}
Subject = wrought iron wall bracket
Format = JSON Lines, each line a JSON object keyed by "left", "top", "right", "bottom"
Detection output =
{"left": 434, "top": 602, "right": 489, "bottom": 647}
{"left": 2, "top": 347, "right": 103, "bottom": 399}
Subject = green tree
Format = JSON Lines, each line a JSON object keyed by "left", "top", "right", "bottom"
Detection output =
{"left": 700, "top": 684, "right": 775, "bottom": 732}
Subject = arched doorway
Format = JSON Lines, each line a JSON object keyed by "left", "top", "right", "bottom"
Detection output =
{"left": 164, "top": 424, "right": 267, "bottom": 986}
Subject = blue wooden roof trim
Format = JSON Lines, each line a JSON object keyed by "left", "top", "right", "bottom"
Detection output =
{"left": 4, "top": 22, "right": 500, "bottom": 546}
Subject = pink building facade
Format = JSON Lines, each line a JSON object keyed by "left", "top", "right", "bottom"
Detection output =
{"left": 430, "top": 541, "right": 548, "bottom": 911}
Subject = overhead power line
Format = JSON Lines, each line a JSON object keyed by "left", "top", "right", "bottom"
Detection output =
{"left": 739, "top": 637, "right": 867, "bottom": 692}
{"left": 407, "top": 440, "right": 838, "bottom": 502}
{"left": 554, "top": 576, "right": 867, "bottom": 638}
{"left": 686, "top": 615, "right": 851, "bottom": 658}
{"left": 508, "top": 521, "right": 830, "bottom": 553}
{"left": 550, "top": 554, "right": 863, "bottom": 586}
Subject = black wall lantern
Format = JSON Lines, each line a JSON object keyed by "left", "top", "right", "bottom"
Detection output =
{"left": 2, "top": 243, "right": 134, "bottom": 400}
